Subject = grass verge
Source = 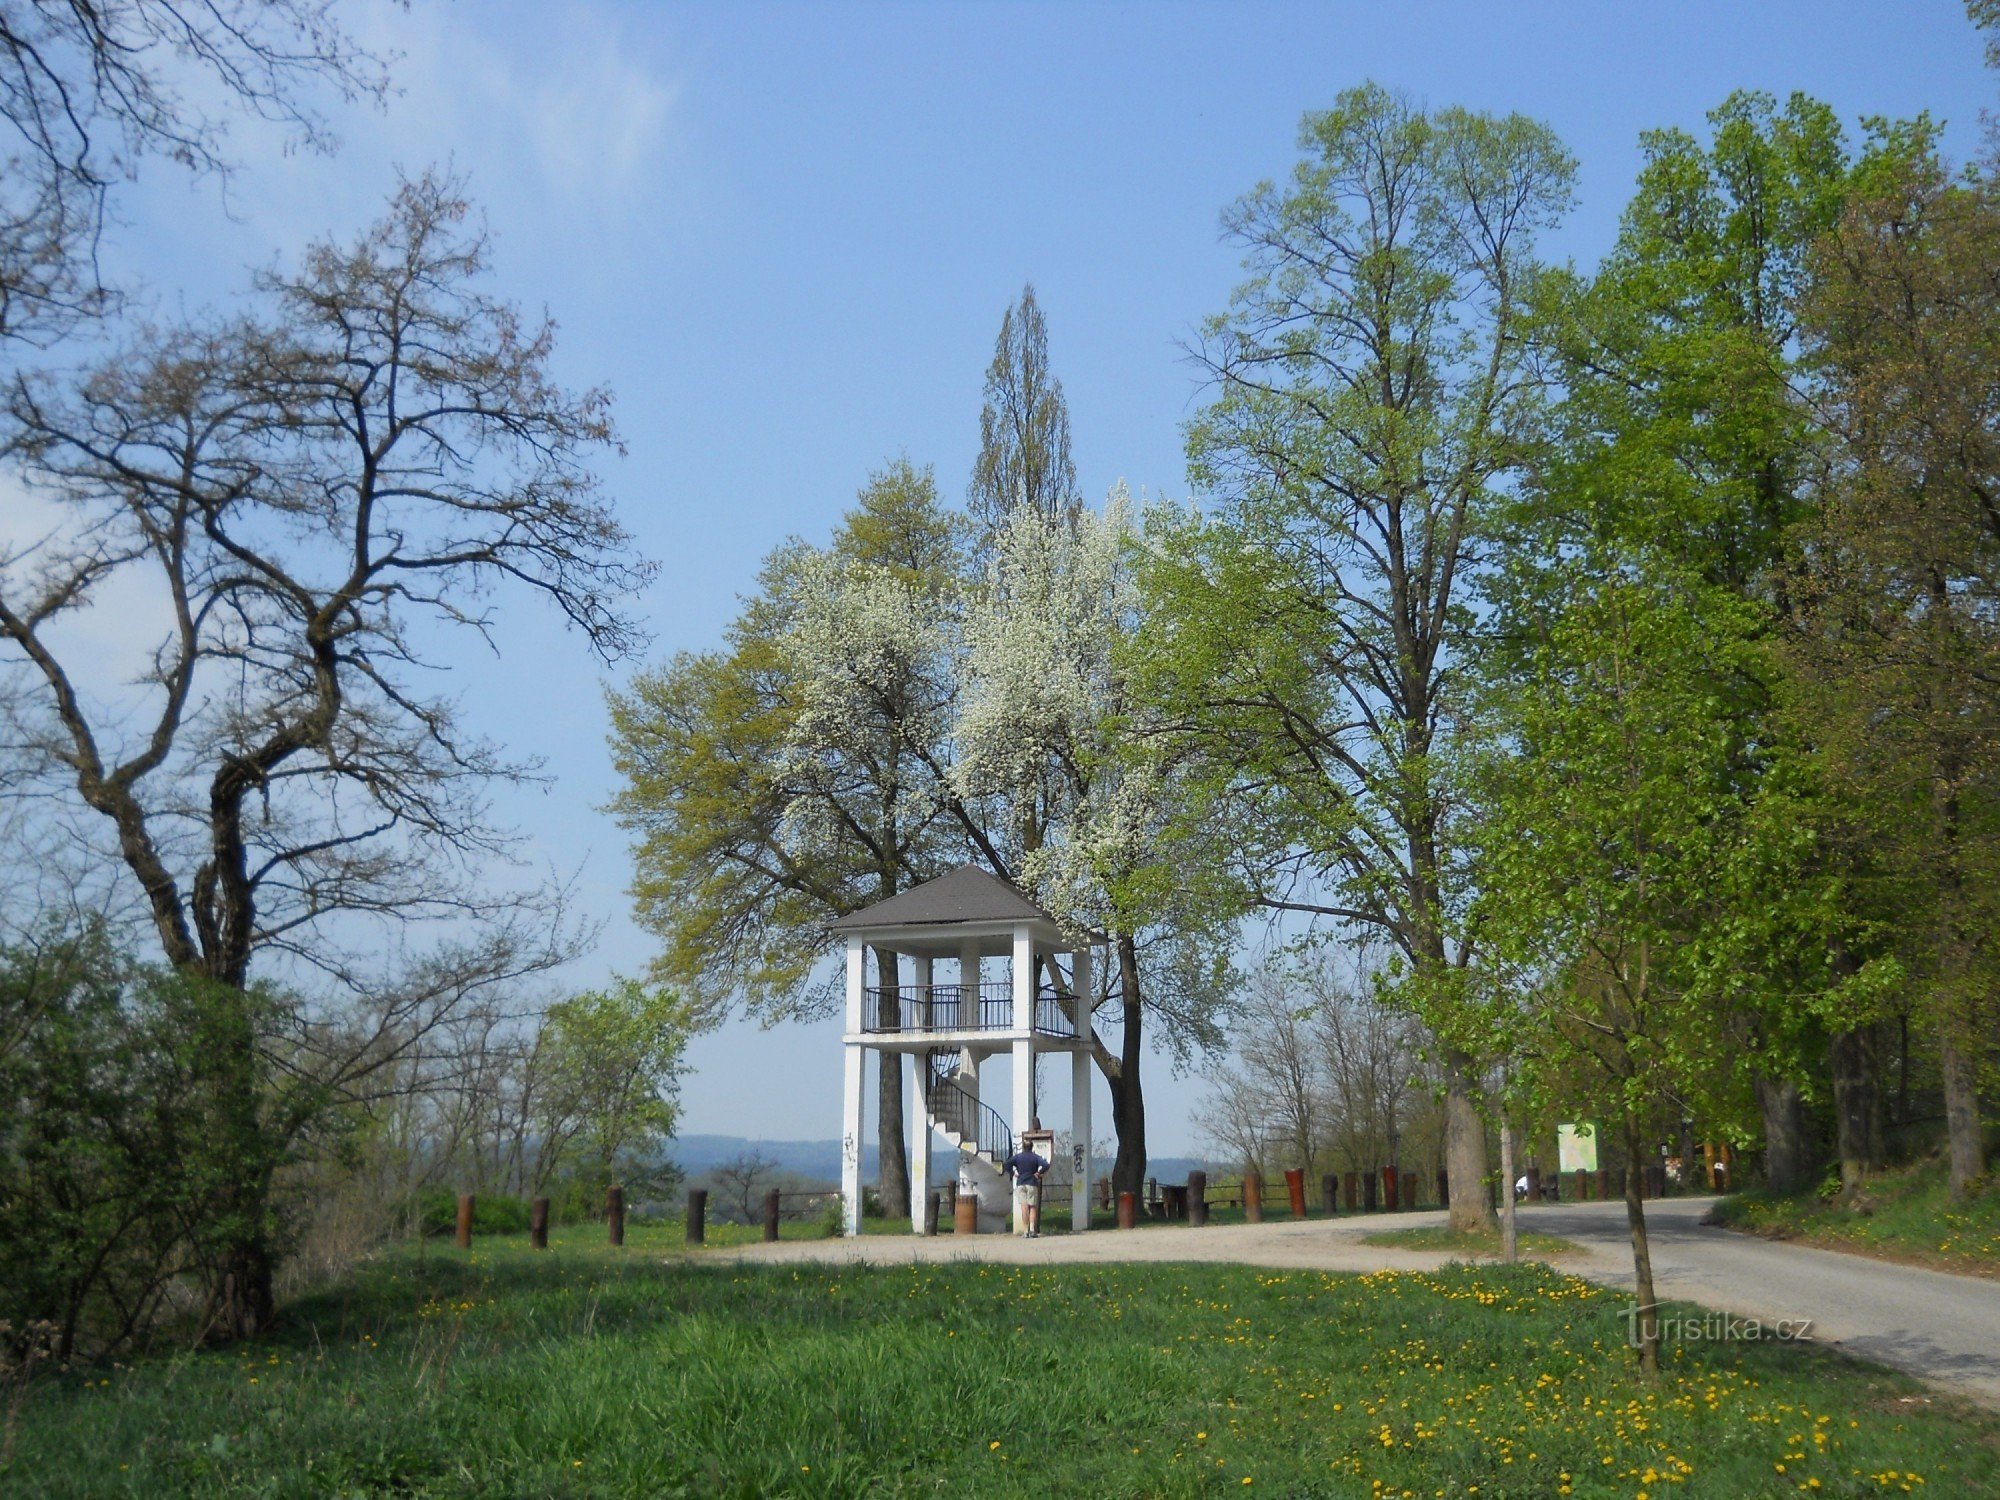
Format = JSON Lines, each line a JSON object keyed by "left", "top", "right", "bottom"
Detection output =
{"left": 1711, "top": 1160, "right": 2000, "bottom": 1280}
{"left": 8, "top": 1239, "right": 1995, "bottom": 1496}
{"left": 1361, "top": 1224, "right": 1585, "bottom": 1258}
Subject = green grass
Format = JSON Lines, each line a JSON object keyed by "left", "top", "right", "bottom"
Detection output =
{"left": 1361, "top": 1224, "right": 1585, "bottom": 1258}
{"left": 9, "top": 1238, "right": 1997, "bottom": 1497}
{"left": 1711, "top": 1159, "right": 2000, "bottom": 1279}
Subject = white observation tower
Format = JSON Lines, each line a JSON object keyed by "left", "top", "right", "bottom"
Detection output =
{"left": 827, "top": 865, "right": 1105, "bottom": 1236}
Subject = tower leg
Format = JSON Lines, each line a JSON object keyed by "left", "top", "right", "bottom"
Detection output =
{"left": 841, "top": 1043, "right": 864, "bottom": 1236}
{"left": 909, "top": 1050, "right": 929, "bottom": 1235}
{"left": 1071, "top": 1046, "right": 1091, "bottom": 1233}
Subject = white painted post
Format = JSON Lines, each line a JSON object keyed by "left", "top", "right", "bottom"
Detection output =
{"left": 908, "top": 1049, "right": 929, "bottom": 1235}
{"left": 842, "top": 939, "right": 865, "bottom": 1236}
{"left": 1071, "top": 944, "right": 1094, "bottom": 1232}
{"left": 959, "top": 938, "right": 980, "bottom": 1029}
{"left": 1011, "top": 923, "right": 1035, "bottom": 1235}
{"left": 913, "top": 954, "right": 933, "bottom": 1033}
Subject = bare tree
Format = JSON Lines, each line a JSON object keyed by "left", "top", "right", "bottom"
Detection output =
{"left": 710, "top": 1150, "right": 780, "bottom": 1225}
{"left": 0, "top": 172, "right": 652, "bottom": 1336}
{"left": 0, "top": 0, "right": 389, "bottom": 348}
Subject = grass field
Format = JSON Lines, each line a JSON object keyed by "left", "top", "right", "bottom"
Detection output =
{"left": 1711, "top": 1161, "right": 2000, "bottom": 1280}
{"left": 1360, "top": 1225, "right": 1585, "bottom": 1258}
{"left": 8, "top": 1235, "right": 1997, "bottom": 1497}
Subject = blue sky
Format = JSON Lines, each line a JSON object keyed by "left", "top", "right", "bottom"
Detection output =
{"left": 25, "top": 1, "right": 1999, "bottom": 1154}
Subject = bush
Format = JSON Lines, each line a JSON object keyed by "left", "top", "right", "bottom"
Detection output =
{"left": 0, "top": 930, "right": 310, "bottom": 1360}
{"left": 414, "top": 1190, "right": 533, "bottom": 1238}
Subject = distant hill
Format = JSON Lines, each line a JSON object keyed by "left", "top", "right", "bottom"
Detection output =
{"left": 672, "top": 1134, "right": 1217, "bottom": 1186}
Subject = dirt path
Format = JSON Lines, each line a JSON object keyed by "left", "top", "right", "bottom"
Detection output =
{"left": 714, "top": 1195, "right": 2000, "bottom": 1409}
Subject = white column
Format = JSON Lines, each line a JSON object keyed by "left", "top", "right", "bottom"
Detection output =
{"left": 842, "top": 939, "right": 865, "bottom": 1236}
{"left": 959, "top": 937, "right": 980, "bottom": 1028}
{"left": 908, "top": 1049, "right": 930, "bottom": 1235}
{"left": 1011, "top": 923, "right": 1035, "bottom": 1234}
{"left": 913, "top": 954, "right": 934, "bottom": 1034}
{"left": 1071, "top": 944, "right": 1094, "bottom": 1232}
{"left": 1071, "top": 1049, "right": 1092, "bottom": 1233}
{"left": 844, "top": 937, "right": 866, "bottom": 1035}
{"left": 911, "top": 952, "right": 934, "bottom": 1233}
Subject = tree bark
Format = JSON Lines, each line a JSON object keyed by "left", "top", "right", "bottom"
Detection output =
{"left": 1754, "top": 1075, "right": 1812, "bottom": 1195}
{"left": 1829, "top": 1023, "right": 1882, "bottom": 1198}
{"left": 874, "top": 946, "right": 910, "bottom": 1219}
{"left": 1940, "top": 1021, "right": 1987, "bottom": 1200}
{"left": 1107, "top": 934, "right": 1147, "bottom": 1197}
{"left": 1622, "top": 1110, "right": 1662, "bottom": 1377}
{"left": 1443, "top": 1050, "right": 1495, "bottom": 1232}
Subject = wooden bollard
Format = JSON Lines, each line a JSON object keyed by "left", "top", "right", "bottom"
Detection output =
{"left": 1575, "top": 1169, "right": 1590, "bottom": 1202}
{"left": 606, "top": 1184, "right": 626, "bottom": 1246}
{"left": 454, "top": 1193, "right": 475, "bottom": 1248}
{"left": 1524, "top": 1165, "right": 1541, "bottom": 1202}
{"left": 1381, "top": 1165, "right": 1398, "bottom": 1212}
{"left": 1436, "top": 1169, "right": 1450, "bottom": 1208}
{"left": 1362, "top": 1169, "right": 1378, "bottom": 1212}
{"left": 954, "top": 1193, "right": 978, "bottom": 1235}
{"left": 683, "top": 1187, "right": 704, "bottom": 1245}
{"left": 1596, "top": 1167, "right": 1612, "bottom": 1201}
{"left": 1243, "top": 1174, "right": 1263, "bottom": 1224}
{"left": 529, "top": 1196, "right": 549, "bottom": 1251}
{"left": 1285, "top": 1168, "right": 1307, "bottom": 1218}
{"left": 1343, "top": 1171, "right": 1358, "bottom": 1211}
{"left": 763, "top": 1188, "right": 782, "bottom": 1242}
{"left": 923, "top": 1190, "right": 940, "bottom": 1237}
{"left": 1188, "top": 1170, "right": 1208, "bottom": 1226}
{"left": 1117, "top": 1191, "right": 1137, "bottom": 1229}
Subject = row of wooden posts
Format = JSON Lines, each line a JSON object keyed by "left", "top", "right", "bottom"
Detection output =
{"left": 449, "top": 1185, "right": 815, "bottom": 1249}
{"left": 445, "top": 1163, "right": 1695, "bottom": 1251}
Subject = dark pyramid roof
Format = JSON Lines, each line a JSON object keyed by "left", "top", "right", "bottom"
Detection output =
{"left": 827, "top": 864, "right": 1057, "bottom": 931}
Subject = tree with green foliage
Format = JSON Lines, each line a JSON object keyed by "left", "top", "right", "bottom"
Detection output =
{"left": 1469, "top": 542, "right": 1854, "bottom": 1373}
{"left": 1788, "top": 151, "right": 2000, "bottom": 1199}
{"left": 529, "top": 979, "right": 689, "bottom": 1210}
{"left": 1522, "top": 91, "right": 1937, "bottom": 1193}
{"left": 1136, "top": 84, "right": 1575, "bottom": 1229}
{"left": 608, "top": 460, "right": 986, "bottom": 1218}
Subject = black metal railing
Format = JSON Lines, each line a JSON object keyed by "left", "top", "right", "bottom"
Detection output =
{"left": 925, "top": 1049, "right": 1011, "bottom": 1165}
{"left": 862, "top": 982, "right": 1090, "bottom": 1037}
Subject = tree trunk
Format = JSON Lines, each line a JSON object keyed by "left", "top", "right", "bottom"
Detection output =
{"left": 1443, "top": 1050, "right": 1494, "bottom": 1232}
{"left": 1829, "top": 1023, "right": 1882, "bottom": 1199}
{"left": 1622, "top": 1110, "right": 1661, "bottom": 1377}
{"left": 199, "top": 977, "right": 279, "bottom": 1341}
{"left": 1498, "top": 1119, "right": 1517, "bottom": 1264}
{"left": 1940, "top": 1020, "right": 1987, "bottom": 1200}
{"left": 874, "top": 946, "right": 910, "bottom": 1219}
{"left": 1107, "top": 933, "right": 1147, "bottom": 1197}
{"left": 1754, "top": 1074, "right": 1811, "bottom": 1195}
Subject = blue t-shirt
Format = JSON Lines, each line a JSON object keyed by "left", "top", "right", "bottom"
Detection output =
{"left": 1003, "top": 1149, "right": 1047, "bottom": 1185}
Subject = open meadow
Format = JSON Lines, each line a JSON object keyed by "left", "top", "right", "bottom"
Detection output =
{"left": 7, "top": 1234, "right": 1997, "bottom": 1498}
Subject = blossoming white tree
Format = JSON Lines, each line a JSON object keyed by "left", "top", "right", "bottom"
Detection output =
{"left": 956, "top": 491, "right": 1243, "bottom": 1194}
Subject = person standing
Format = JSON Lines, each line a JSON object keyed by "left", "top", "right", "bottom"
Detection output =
{"left": 1002, "top": 1136, "right": 1049, "bottom": 1237}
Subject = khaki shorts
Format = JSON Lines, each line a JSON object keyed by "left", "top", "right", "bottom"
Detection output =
{"left": 1013, "top": 1182, "right": 1039, "bottom": 1210}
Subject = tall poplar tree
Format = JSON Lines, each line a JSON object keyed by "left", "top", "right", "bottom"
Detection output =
{"left": 968, "top": 284, "right": 1081, "bottom": 539}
